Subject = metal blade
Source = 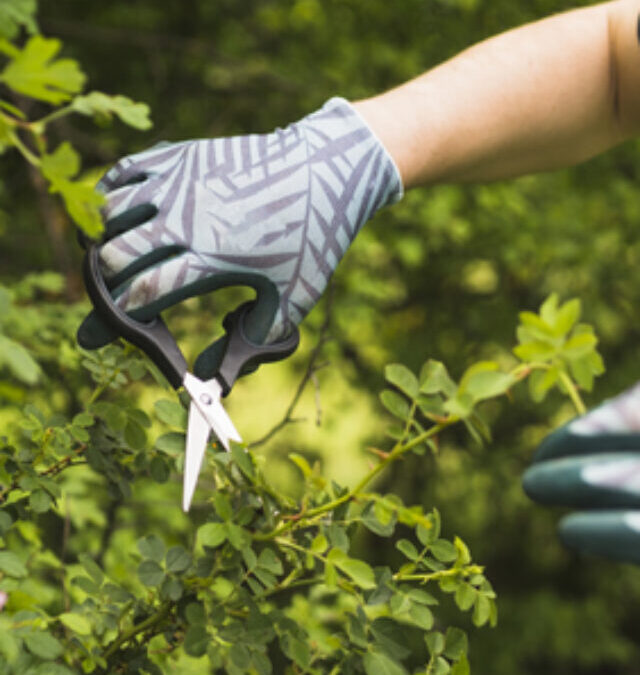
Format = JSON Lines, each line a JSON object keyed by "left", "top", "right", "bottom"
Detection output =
{"left": 183, "top": 373, "right": 241, "bottom": 450}
{"left": 182, "top": 373, "right": 243, "bottom": 512}
{"left": 182, "top": 400, "right": 210, "bottom": 512}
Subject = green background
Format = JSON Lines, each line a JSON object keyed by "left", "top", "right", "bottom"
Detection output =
{"left": 3, "top": 0, "right": 640, "bottom": 672}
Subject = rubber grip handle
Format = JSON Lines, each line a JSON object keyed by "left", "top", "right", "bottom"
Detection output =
{"left": 216, "top": 302, "right": 300, "bottom": 396}
{"left": 83, "top": 244, "right": 187, "bottom": 389}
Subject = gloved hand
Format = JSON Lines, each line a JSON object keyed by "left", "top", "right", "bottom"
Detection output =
{"left": 77, "top": 97, "right": 403, "bottom": 377}
{"left": 523, "top": 382, "right": 640, "bottom": 564}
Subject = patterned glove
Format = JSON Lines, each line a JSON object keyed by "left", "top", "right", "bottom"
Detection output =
{"left": 77, "top": 97, "right": 403, "bottom": 377}
{"left": 523, "top": 382, "right": 640, "bottom": 564}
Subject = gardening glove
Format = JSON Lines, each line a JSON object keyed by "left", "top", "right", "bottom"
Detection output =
{"left": 77, "top": 97, "right": 403, "bottom": 377}
{"left": 523, "top": 381, "right": 640, "bottom": 564}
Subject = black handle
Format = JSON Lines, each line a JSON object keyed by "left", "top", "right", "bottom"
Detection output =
{"left": 217, "top": 302, "right": 300, "bottom": 396}
{"left": 83, "top": 244, "right": 187, "bottom": 389}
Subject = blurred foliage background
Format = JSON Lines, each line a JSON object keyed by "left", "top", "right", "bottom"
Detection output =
{"left": 3, "top": 0, "right": 640, "bottom": 672}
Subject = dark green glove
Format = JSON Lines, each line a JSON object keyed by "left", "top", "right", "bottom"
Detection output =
{"left": 524, "top": 382, "right": 640, "bottom": 564}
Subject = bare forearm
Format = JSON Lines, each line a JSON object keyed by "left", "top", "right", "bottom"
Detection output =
{"left": 353, "top": 1, "right": 640, "bottom": 188}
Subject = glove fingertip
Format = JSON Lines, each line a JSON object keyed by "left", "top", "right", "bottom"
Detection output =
{"left": 77, "top": 311, "right": 119, "bottom": 350}
{"left": 193, "top": 337, "right": 228, "bottom": 381}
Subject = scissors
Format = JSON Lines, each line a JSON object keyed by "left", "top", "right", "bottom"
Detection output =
{"left": 82, "top": 243, "right": 299, "bottom": 512}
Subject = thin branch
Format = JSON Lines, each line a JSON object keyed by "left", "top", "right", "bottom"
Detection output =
{"left": 249, "top": 299, "right": 333, "bottom": 449}
{"left": 102, "top": 602, "right": 172, "bottom": 661}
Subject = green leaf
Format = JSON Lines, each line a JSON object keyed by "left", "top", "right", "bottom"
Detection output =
{"left": 150, "top": 455, "right": 170, "bottom": 483}
{"left": 71, "top": 91, "right": 152, "bottom": 130}
{"left": 0, "top": 550, "right": 27, "bottom": 577}
{"left": 0, "top": 511, "right": 13, "bottom": 535}
{"left": 137, "top": 560, "right": 164, "bottom": 587}
{"left": 528, "top": 367, "right": 559, "bottom": 403}
{"left": 408, "top": 603, "right": 434, "bottom": 630}
{"left": 185, "top": 602, "right": 206, "bottom": 625}
{"left": 40, "top": 142, "right": 104, "bottom": 237}
{"left": 1, "top": 36, "right": 85, "bottom": 103}
{"left": 433, "top": 656, "right": 451, "bottom": 675}
{"left": 472, "top": 594, "right": 491, "bottom": 627}
{"left": 513, "top": 340, "right": 555, "bottom": 363}
{"left": 310, "top": 534, "right": 328, "bottom": 554}
{"left": 78, "top": 553, "right": 103, "bottom": 585}
{"left": 154, "top": 399, "right": 187, "bottom": 428}
{"left": 165, "top": 546, "right": 192, "bottom": 573}
{"left": 0, "top": 0, "right": 37, "bottom": 40}
{"left": 289, "top": 452, "right": 313, "bottom": 477}
{"left": 425, "top": 631, "right": 445, "bottom": 656}
{"left": 184, "top": 625, "right": 209, "bottom": 657}
{"left": 385, "top": 363, "right": 419, "bottom": 399}
{"left": 72, "top": 575, "right": 100, "bottom": 595}
{"left": 444, "top": 627, "right": 468, "bottom": 660}
{"left": 137, "top": 535, "right": 165, "bottom": 562}
{"left": 155, "top": 432, "right": 185, "bottom": 456}
{"left": 553, "top": 298, "right": 581, "bottom": 336}
{"left": 408, "top": 588, "right": 437, "bottom": 605}
{"left": 370, "top": 618, "right": 411, "bottom": 660}
{"left": 0, "top": 334, "right": 40, "bottom": 384}
{"left": 459, "top": 361, "right": 515, "bottom": 402}
{"left": 363, "top": 649, "right": 409, "bottom": 675}
{"left": 327, "top": 548, "right": 375, "bottom": 589}
{"left": 226, "top": 523, "right": 250, "bottom": 550}
{"left": 324, "top": 561, "right": 337, "bottom": 586}
{"left": 72, "top": 412, "right": 94, "bottom": 427}
{"left": 380, "top": 389, "right": 411, "bottom": 420}
{"left": 451, "top": 654, "right": 470, "bottom": 675}
{"left": 29, "top": 489, "right": 52, "bottom": 513}
{"left": 282, "top": 634, "right": 311, "bottom": 669}
{"left": 455, "top": 583, "right": 475, "bottom": 611}
{"left": 229, "top": 643, "right": 252, "bottom": 670}
{"left": 539, "top": 293, "right": 559, "bottom": 324}
{"left": 92, "top": 401, "right": 127, "bottom": 432}
{"left": 124, "top": 419, "right": 146, "bottom": 450}
{"left": 561, "top": 332, "right": 597, "bottom": 359}
{"left": 24, "top": 631, "right": 63, "bottom": 660}
{"left": 419, "top": 360, "right": 457, "bottom": 397}
{"left": 197, "top": 522, "right": 227, "bottom": 548}
{"left": 362, "top": 501, "right": 397, "bottom": 537}
{"left": 242, "top": 546, "right": 257, "bottom": 570}
{"left": 442, "top": 393, "right": 473, "bottom": 419}
{"left": 431, "top": 538, "right": 458, "bottom": 562}
{"left": 59, "top": 612, "right": 91, "bottom": 635}
{"left": 258, "top": 548, "right": 283, "bottom": 575}
{"left": 232, "top": 443, "right": 255, "bottom": 480}
{"left": 161, "top": 576, "right": 183, "bottom": 601}
{"left": 0, "top": 629, "right": 19, "bottom": 664}
{"left": 213, "top": 492, "right": 233, "bottom": 521}
{"left": 396, "top": 539, "right": 419, "bottom": 561}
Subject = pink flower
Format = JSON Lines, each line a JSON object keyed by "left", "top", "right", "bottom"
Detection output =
{"left": 0, "top": 591, "right": 8, "bottom": 611}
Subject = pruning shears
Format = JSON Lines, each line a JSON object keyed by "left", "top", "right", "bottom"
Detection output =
{"left": 82, "top": 242, "right": 299, "bottom": 511}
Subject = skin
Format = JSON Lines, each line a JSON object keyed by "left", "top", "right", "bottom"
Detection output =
{"left": 352, "top": 0, "right": 640, "bottom": 189}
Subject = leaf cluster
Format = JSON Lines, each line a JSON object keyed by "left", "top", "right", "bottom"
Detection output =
{"left": 0, "top": 0, "right": 151, "bottom": 237}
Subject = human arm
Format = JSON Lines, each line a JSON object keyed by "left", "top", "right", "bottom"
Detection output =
{"left": 353, "top": 0, "right": 640, "bottom": 187}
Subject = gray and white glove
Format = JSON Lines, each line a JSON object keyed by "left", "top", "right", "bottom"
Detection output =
{"left": 78, "top": 97, "right": 403, "bottom": 377}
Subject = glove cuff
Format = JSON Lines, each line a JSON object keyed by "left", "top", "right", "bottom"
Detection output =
{"left": 325, "top": 96, "right": 404, "bottom": 205}
{"left": 300, "top": 97, "right": 404, "bottom": 224}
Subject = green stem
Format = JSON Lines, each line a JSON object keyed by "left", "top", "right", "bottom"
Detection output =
{"left": 558, "top": 370, "right": 587, "bottom": 415}
{"left": 32, "top": 105, "right": 74, "bottom": 128}
{"left": 102, "top": 602, "right": 172, "bottom": 660}
{"left": 255, "top": 419, "right": 456, "bottom": 542}
{"left": 395, "top": 564, "right": 483, "bottom": 583}
{"left": 11, "top": 131, "right": 40, "bottom": 166}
